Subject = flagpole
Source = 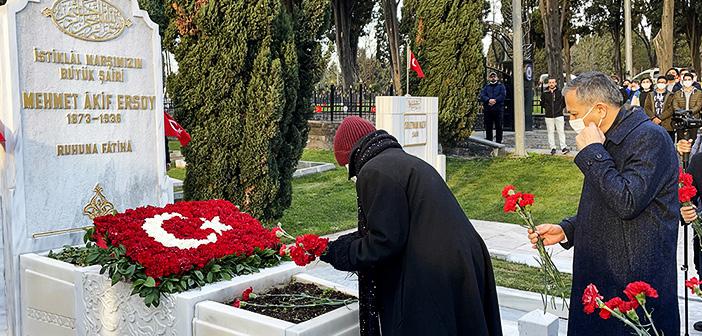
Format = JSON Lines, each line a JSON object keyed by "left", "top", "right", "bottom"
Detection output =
{"left": 406, "top": 42, "right": 410, "bottom": 96}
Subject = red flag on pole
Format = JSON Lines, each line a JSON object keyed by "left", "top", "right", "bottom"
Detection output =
{"left": 164, "top": 112, "right": 191, "bottom": 147}
{"left": 409, "top": 51, "right": 425, "bottom": 78}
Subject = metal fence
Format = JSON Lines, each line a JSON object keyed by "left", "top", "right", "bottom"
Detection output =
{"left": 310, "top": 85, "right": 391, "bottom": 123}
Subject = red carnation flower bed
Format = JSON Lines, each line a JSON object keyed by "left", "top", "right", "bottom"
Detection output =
{"left": 93, "top": 200, "right": 280, "bottom": 279}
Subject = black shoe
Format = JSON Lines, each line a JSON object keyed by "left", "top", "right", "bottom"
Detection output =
{"left": 551, "top": 148, "right": 557, "bottom": 155}
{"left": 562, "top": 147, "right": 570, "bottom": 154}
{"left": 694, "top": 321, "right": 702, "bottom": 331}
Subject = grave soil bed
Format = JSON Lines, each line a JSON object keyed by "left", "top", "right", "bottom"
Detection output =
{"left": 234, "top": 282, "right": 357, "bottom": 324}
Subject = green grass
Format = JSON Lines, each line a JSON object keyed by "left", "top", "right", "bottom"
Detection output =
{"left": 447, "top": 154, "right": 582, "bottom": 224}
{"left": 168, "top": 167, "right": 186, "bottom": 181}
{"left": 168, "top": 139, "right": 181, "bottom": 152}
{"left": 492, "top": 257, "right": 572, "bottom": 295}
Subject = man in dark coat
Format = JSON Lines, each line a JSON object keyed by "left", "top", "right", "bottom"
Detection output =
{"left": 528, "top": 72, "right": 680, "bottom": 335}
{"left": 322, "top": 116, "right": 502, "bottom": 336}
{"left": 480, "top": 72, "right": 506, "bottom": 143}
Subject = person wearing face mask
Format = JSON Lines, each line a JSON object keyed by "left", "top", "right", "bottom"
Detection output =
{"left": 620, "top": 79, "right": 632, "bottom": 102}
{"left": 540, "top": 78, "right": 569, "bottom": 155}
{"left": 526, "top": 72, "right": 680, "bottom": 336}
{"left": 673, "top": 73, "right": 702, "bottom": 132}
{"left": 644, "top": 76, "right": 675, "bottom": 141}
{"left": 666, "top": 67, "right": 682, "bottom": 93}
{"left": 480, "top": 72, "right": 506, "bottom": 143}
{"left": 626, "top": 80, "right": 641, "bottom": 106}
{"left": 325, "top": 116, "right": 503, "bottom": 336}
{"left": 638, "top": 77, "right": 653, "bottom": 108}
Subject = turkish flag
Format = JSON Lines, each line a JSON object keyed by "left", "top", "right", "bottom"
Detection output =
{"left": 164, "top": 112, "right": 191, "bottom": 147}
{"left": 410, "top": 51, "right": 425, "bottom": 78}
{"left": 0, "top": 131, "right": 5, "bottom": 142}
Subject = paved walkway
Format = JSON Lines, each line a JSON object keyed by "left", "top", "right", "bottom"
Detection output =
{"left": 307, "top": 219, "right": 702, "bottom": 335}
{"left": 471, "top": 130, "right": 580, "bottom": 157}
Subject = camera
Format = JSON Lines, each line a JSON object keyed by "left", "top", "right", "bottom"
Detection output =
{"left": 673, "top": 109, "right": 702, "bottom": 141}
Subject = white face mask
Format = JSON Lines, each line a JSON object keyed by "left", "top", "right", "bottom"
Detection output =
{"left": 641, "top": 83, "right": 651, "bottom": 90}
{"left": 684, "top": 80, "right": 694, "bottom": 88}
{"left": 569, "top": 105, "right": 605, "bottom": 134}
{"left": 656, "top": 83, "right": 667, "bottom": 90}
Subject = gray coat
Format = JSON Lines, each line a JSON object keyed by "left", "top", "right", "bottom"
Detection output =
{"left": 560, "top": 106, "right": 680, "bottom": 335}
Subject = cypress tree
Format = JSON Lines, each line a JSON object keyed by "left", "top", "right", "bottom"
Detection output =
{"left": 165, "top": 0, "right": 330, "bottom": 221}
{"left": 402, "top": 0, "right": 485, "bottom": 146}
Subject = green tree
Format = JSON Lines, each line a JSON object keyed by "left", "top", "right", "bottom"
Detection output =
{"left": 165, "top": 0, "right": 330, "bottom": 221}
{"left": 402, "top": 0, "right": 485, "bottom": 146}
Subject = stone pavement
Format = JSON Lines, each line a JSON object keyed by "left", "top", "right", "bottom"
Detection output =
{"left": 308, "top": 219, "right": 702, "bottom": 335}
{"left": 471, "top": 130, "right": 580, "bottom": 157}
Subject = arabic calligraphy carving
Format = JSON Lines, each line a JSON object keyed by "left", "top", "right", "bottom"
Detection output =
{"left": 42, "top": 0, "right": 132, "bottom": 42}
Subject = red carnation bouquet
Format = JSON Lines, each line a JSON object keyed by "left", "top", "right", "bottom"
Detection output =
{"left": 502, "top": 185, "right": 569, "bottom": 310}
{"left": 274, "top": 225, "right": 328, "bottom": 267}
{"left": 679, "top": 168, "right": 702, "bottom": 244}
{"left": 583, "top": 282, "right": 661, "bottom": 336}
{"left": 85, "top": 200, "right": 284, "bottom": 307}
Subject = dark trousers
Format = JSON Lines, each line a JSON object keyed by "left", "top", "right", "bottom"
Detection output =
{"left": 484, "top": 109, "right": 503, "bottom": 143}
{"left": 668, "top": 131, "right": 676, "bottom": 143}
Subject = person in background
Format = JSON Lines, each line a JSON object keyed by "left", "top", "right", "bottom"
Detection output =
{"left": 677, "top": 138, "right": 702, "bottom": 332}
{"left": 639, "top": 77, "right": 653, "bottom": 108}
{"left": 480, "top": 72, "right": 506, "bottom": 143}
{"left": 620, "top": 79, "right": 632, "bottom": 102}
{"left": 540, "top": 78, "right": 570, "bottom": 155}
{"left": 627, "top": 80, "right": 642, "bottom": 106}
{"left": 644, "top": 76, "right": 675, "bottom": 141}
{"left": 667, "top": 68, "right": 683, "bottom": 93}
{"left": 690, "top": 69, "right": 702, "bottom": 90}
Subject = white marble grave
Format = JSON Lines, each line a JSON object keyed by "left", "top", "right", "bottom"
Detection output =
{"left": 0, "top": 0, "right": 170, "bottom": 333}
{"left": 375, "top": 96, "right": 446, "bottom": 180}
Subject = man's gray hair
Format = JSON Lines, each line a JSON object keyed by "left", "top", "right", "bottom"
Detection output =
{"left": 562, "top": 72, "right": 623, "bottom": 107}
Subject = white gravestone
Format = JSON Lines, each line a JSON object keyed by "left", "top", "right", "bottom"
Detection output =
{"left": 375, "top": 96, "right": 447, "bottom": 180}
{"left": 0, "top": 0, "right": 170, "bottom": 333}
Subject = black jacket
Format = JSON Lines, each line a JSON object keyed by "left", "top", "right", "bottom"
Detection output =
{"left": 323, "top": 147, "right": 502, "bottom": 336}
{"left": 480, "top": 82, "right": 507, "bottom": 113}
{"left": 560, "top": 107, "right": 680, "bottom": 335}
{"left": 540, "top": 88, "right": 566, "bottom": 118}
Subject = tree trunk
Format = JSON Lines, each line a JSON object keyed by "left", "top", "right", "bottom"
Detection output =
{"left": 612, "top": 28, "right": 623, "bottom": 80}
{"left": 563, "top": 34, "right": 571, "bottom": 80}
{"left": 383, "top": 0, "right": 402, "bottom": 95}
{"left": 654, "top": 0, "right": 673, "bottom": 73}
{"left": 685, "top": 13, "right": 702, "bottom": 74}
{"left": 540, "top": 0, "right": 564, "bottom": 87}
{"left": 332, "top": 0, "right": 358, "bottom": 90}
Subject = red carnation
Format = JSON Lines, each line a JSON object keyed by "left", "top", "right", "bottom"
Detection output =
{"left": 680, "top": 185, "right": 698, "bottom": 203}
{"left": 232, "top": 299, "right": 241, "bottom": 308}
{"left": 279, "top": 244, "right": 288, "bottom": 257}
{"left": 93, "top": 234, "right": 108, "bottom": 249}
{"left": 272, "top": 227, "right": 284, "bottom": 238}
{"left": 503, "top": 197, "right": 518, "bottom": 213}
{"left": 599, "top": 297, "right": 624, "bottom": 320}
{"left": 618, "top": 299, "right": 639, "bottom": 313}
{"left": 582, "top": 284, "right": 603, "bottom": 314}
{"left": 686, "top": 277, "right": 700, "bottom": 294}
{"left": 242, "top": 287, "right": 253, "bottom": 301}
{"left": 502, "top": 185, "right": 516, "bottom": 198}
{"left": 519, "top": 193, "right": 535, "bottom": 207}
{"left": 623, "top": 281, "right": 658, "bottom": 302}
{"left": 681, "top": 171, "right": 694, "bottom": 186}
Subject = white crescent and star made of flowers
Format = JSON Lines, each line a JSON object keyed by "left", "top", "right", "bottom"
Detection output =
{"left": 142, "top": 213, "right": 233, "bottom": 249}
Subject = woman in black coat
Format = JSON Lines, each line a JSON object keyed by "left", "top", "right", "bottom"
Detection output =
{"left": 322, "top": 116, "right": 502, "bottom": 336}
